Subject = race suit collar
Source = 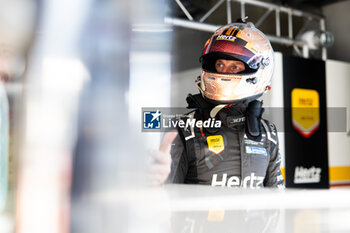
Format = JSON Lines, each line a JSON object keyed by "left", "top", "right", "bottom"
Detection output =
{"left": 186, "top": 93, "right": 249, "bottom": 128}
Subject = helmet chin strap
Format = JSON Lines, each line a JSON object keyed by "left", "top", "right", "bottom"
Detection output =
{"left": 210, "top": 104, "right": 227, "bottom": 118}
{"left": 196, "top": 76, "right": 232, "bottom": 118}
{"left": 195, "top": 75, "right": 255, "bottom": 119}
{"left": 195, "top": 77, "right": 228, "bottom": 118}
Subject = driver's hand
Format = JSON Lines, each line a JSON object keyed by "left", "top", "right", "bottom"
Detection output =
{"left": 148, "top": 131, "right": 177, "bottom": 185}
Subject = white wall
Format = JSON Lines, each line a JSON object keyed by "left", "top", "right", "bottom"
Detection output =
{"left": 326, "top": 60, "right": 350, "bottom": 168}
{"left": 171, "top": 67, "right": 200, "bottom": 107}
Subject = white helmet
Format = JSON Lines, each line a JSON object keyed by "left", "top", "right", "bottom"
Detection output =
{"left": 197, "top": 22, "right": 274, "bottom": 104}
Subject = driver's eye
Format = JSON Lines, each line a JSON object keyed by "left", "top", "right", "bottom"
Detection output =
{"left": 229, "top": 65, "right": 241, "bottom": 72}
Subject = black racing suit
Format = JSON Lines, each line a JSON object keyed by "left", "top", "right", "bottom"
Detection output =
{"left": 167, "top": 94, "right": 284, "bottom": 188}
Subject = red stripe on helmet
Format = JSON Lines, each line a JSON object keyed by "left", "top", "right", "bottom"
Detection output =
{"left": 202, "top": 38, "right": 212, "bottom": 55}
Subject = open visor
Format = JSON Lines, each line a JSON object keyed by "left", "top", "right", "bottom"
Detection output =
{"left": 202, "top": 36, "right": 263, "bottom": 70}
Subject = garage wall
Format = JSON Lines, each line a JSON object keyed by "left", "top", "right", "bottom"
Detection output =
{"left": 326, "top": 59, "right": 350, "bottom": 185}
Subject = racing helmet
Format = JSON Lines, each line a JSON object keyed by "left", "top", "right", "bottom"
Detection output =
{"left": 197, "top": 22, "right": 274, "bottom": 104}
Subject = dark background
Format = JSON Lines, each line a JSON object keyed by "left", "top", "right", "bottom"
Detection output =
{"left": 283, "top": 55, "right": 329, "bottom": 188}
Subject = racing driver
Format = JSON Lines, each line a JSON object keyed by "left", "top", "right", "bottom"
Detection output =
{"left": 152, "top": 21, "right": 284, "bottom": 188}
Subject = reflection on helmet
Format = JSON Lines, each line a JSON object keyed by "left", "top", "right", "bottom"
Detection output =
{"left": 198, "top": 22, "right": 274, "bottom": 104}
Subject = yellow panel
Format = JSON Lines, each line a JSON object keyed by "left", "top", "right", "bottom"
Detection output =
{"left": 329, "top": 166, "right": 350, "bottom": 181}
{"left": 291, "top": 88, "right": 320, "bottom": 137}
{"left": 292, "top": 88, "right": 319, "bottom": 108}
{"left": 281, "top": 168, "right": 285, "bottom": 181}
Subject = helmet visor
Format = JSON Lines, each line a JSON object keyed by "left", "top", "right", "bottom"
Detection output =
{"left": 203, "top": 36, "right": 262, "bottom": 69}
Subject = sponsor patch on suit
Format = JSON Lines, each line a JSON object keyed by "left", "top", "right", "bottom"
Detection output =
{"left": 245, "top": 146, "right": 267, "bottom": 156}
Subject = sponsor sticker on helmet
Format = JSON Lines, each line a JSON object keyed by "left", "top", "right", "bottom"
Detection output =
{"left": 207, "top": 135, "right": 225, "bottom": 154}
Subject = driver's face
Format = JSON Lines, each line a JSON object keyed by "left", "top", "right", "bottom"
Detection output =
{"left": 215, "top": 59, "right": 245, "bottom": 74}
